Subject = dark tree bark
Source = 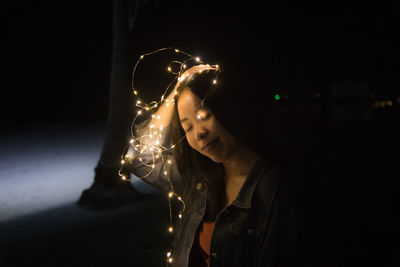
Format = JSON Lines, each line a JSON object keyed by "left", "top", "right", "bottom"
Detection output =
{"left": 78, "top": 0, "right": 140, "bottom": 210}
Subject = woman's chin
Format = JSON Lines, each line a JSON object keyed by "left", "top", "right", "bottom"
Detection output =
{"left": 204, "top": 152, "right": 225, "bottom": 164}
{"left": 209, "top": 157, "right": 223, "bottom": 164}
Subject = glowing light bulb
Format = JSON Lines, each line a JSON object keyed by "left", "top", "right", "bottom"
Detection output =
{"left": 195, "top": 57, "right": 200, "bottom": 62}
{"left": 136, "top": 100, "right": 141, "bottom": 104}
{"left": 140, "top": 55, "right": 144, "bottom": 59}
{"left": 168, "top": 258, "right": 173, "bottom": 263}
{"left": 167, "top": 66, "right": 172, "bottom": 72}
{"left": 178, "top": 214, "right": 182, "bottom": 219}
{"left": 174, "top": 49, "right": 179, "bottom": 52}
{"left": 167, "top": 160, "right": 172, "bottom": 164}
{"left": 168, "top": 192, "right": 173, "bottom": 198}
{"left": 138, "top": 110, "right": 142, "bottom": 115}
{"left": 213, "top": 79, "right": 217, "bottom": 84}
{"left": 167, "top": 252, "right": 171, "bottom": 257}
{"left": 129, "top": 139, "right": 134, "bottom": 144}
{"left": 134, "top": 90, "right": 138, "bottom": 95}
{"left": 164, "top": 171, "right": 168, "bottom": 176}
{"left": 121, "top": 160, "right": 125, "bottom": 164}
{"left": 168, "top": 227, "right": 173, "bottom": 232}
{"left": 177, "top": 196, "right": 181, "bottom": 201}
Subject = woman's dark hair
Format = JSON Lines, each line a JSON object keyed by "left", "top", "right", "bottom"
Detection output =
{"left": 170, "top": 63, "right": 320, "bottom": 223}
{"left": 170, "top": 69, "right": 225, "bottom": 222}
{"left": 169, "top": 68, "right": 281, "bottom": 221}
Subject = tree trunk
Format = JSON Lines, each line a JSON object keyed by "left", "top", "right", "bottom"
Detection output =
{"left": 98, "top": 0, "right": 133, "bottom": 169}
{"left": 78, "top": 0, "right": 139, "bottom": 210}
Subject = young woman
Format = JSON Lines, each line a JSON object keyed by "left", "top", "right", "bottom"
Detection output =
{"left": 126, "top": 64, "right": 307, "bottom": 267}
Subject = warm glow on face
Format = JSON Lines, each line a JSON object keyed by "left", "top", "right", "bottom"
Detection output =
{"left": 177, "top": 89, "right": 238, "bottom": 163}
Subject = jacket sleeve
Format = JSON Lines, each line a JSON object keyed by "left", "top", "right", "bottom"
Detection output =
{"left": 123, "top": 119, "right": 183, "bottom": 194}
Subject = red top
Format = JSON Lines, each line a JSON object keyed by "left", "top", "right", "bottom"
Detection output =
{"left": 198, "top": 221, "right": 216, "bottom": 267}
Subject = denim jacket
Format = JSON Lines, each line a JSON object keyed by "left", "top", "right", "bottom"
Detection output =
{"left": 125, "top": 124, "right": 306, "bottom": 267}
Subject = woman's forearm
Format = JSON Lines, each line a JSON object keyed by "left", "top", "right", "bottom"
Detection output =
{"left": 132, "top": 87, "right": 177, "bottom": 153}
{"left": 147, "top": 89, "right": 176, "bottom": 131}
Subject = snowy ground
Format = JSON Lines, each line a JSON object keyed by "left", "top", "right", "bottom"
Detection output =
{"left": 0, "top": 123, "right": 168, "bottom": 267}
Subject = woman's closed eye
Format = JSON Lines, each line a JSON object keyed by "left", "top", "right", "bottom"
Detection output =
{"left": 197, "top": 111, "right": 212, "bottom": 120}
{"left": 184, "top": 126, "right": 192, "bottom": 133}
{"left": 182, "top": 111, "right": 211, "bottom": 132}
{"left": 202, "top": 113, "right": 211, "bottom": 120}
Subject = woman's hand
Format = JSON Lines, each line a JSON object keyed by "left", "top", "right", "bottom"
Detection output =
{"left": 147, "top": 64, "right": 219, "bottom": 130}
{"left": 177, "top": 64, "right": 219, "bottom": 84}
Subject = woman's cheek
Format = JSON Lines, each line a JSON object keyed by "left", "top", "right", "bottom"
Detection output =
{"left": 186, "top": 135, "right": 197, "bottom": 151}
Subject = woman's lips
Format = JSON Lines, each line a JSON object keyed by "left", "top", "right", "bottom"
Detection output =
{"left": 202, "top": 138, "right": 219, "bottom": 152}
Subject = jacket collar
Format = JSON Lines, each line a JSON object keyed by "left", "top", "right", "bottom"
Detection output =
{"left": 231, "top": 155, "right": 274, "bottom": 209}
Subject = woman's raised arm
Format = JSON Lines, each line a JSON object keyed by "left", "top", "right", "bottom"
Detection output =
{"left": 124, "top": 88, "right": 180, "bottom": 193}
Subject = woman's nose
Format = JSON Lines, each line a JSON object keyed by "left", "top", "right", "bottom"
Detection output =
{"left": 195, "top": 127, "right": 208, "bottom": 141}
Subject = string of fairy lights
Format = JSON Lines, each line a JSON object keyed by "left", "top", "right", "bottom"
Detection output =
{"left": 117, "top": 47, "right": 220, "bottom": 265}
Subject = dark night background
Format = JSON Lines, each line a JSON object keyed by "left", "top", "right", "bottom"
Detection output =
{"left": 1, "top": 1, "right": 400, "bottom": 266}
{"left": 2, "top": 2, "right": 400, "bottom": 124}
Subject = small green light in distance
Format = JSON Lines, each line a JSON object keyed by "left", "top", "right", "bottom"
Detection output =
{"left": 274, "top": 94, "right": 280, "bottom": 101}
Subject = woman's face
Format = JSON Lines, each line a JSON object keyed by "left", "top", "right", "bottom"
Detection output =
{"left": 177, "top": 89, "right": 238, "bottom": 163}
